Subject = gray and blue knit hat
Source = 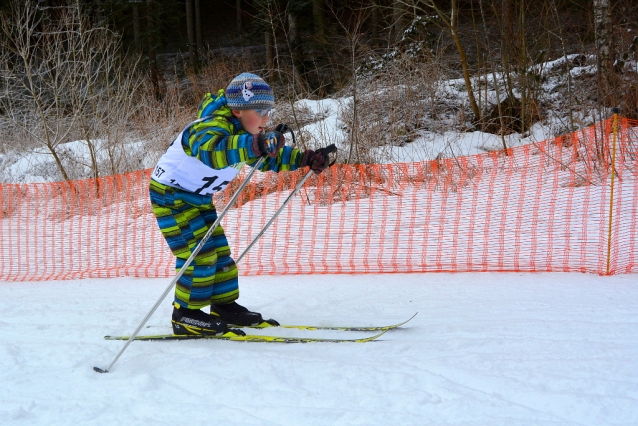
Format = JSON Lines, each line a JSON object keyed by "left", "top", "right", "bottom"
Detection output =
{"left": 225, "top": 73, "right": 274, "bottom": 110}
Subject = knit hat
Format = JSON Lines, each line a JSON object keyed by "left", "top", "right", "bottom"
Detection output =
{"left": 225, "top": 73, "right": 274, "bottom": 110}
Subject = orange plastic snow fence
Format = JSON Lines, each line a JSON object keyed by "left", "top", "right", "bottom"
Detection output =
{"left": 1, "top": 117, "right": 637, "bottom": 281}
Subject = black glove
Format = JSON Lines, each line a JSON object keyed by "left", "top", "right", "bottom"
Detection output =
{"left": 254, "top": 131, "right": 285, "bottom": 158}
{"left": 302, "top": 148, "right": 330, "bottom": 174}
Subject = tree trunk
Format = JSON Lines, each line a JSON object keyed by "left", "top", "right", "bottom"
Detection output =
{"left": 501, "top": 0, "right": 515, "bottom": 69}
{"left": 313, "top": 0, "right": 325, "bottom": 40}
{"left": 392, "top": 0, "right": 408, "bottom": 43}
{"left": 146, "top": 0, "right": 161, "bottom": 99}
{"left": 594, "top": 0, "right": 614, "bottom": 105}
{"left": 195, "top": 0, "right": 203, "bottom": 53}
{"left": 146, "top": 0, "right": 155, "bottom": 63}
{"left": 498, "top": 0, "right": 516, "bottom": 101}
{"left": 42, "top": 0, "right": 51, "bottom": 26}
{"left": 132, "top": 2, "right": 141, "bottom": 50}
{"left": 47, "top": 143, "right": 71, "bottom": 182}
{"left": 185, "top": 0, "right": 198, "bottom": 70}
{"left": 449, "top": 0, "right": 481, "bottom": 121}
{"left": 518, "top": 0, "right": 528, "bottom": 134}
{"left": 453, "top": 37, "right": 482, "bottom": 122}
{"left": 265, "top": 31, "right": 274, "bottom": 73}
{"left": 93, "top": 1, "right": 103, "bottom": 25}
{"left": 502, "top": 0, "right": 515, "bottom": 49}
{"left": 287, "top": 12, "right": 306, "bottom": 91}
{"left": 236, "top": 0, "right": 243, "bottom": 34}
{"left": 371, "top": 0, "right": 380, "bottom": 47}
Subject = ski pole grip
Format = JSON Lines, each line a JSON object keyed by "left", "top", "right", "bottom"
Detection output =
{"left": 275, "top": 123, "right": 296, "bottom": 146}
{"left": 323, "top": 144, "right": 337, "bottom": 155}
{"left": 323, "top": 144, "right": 338, "bottom": 167}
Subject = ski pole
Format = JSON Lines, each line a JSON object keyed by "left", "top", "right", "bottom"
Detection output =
{"left": 235, "top": 144, "right": 337, "bottom": 264}
{"left": 94, "top": 156, "right": 265, "bottom": 374}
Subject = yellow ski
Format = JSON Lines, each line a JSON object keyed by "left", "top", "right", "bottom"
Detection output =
{"left": 245, "top": 312, "right": 418, "bottom": 331}
{"left": 104, "top": 329, "right": 388, "bottom": 343}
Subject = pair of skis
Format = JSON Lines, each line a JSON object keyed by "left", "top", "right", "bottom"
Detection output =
{"left": 104, "top": 313, "right": 417, "bottom": 344}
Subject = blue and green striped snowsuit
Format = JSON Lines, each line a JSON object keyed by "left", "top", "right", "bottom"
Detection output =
{"left": 150, "top": 89, "right": 305, "bottom": 309}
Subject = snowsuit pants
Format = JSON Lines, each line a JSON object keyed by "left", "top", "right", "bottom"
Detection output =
{"left": 149, "top": 179, "right": 239, "bottom": 310}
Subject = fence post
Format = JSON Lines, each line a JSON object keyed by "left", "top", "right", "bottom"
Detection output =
{"left": 606, "top": 109, "right": 620, "bottom": 275}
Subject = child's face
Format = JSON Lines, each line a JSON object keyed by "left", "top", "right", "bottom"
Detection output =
{"left": 232, "top": 109, "right": 270, "bottom": 134}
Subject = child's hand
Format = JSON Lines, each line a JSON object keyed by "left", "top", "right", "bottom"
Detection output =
{"left": 255, "top": 131, "right": 285, "bottom": 158}
{"left": 302, "top": 144, "right": 336, "bottom": 174}
{"left": 302, "top": 149, "right": 328, "bottom": 174}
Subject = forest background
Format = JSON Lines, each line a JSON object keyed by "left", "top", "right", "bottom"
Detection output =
{"left": 0, "top": 0, "right": 637, "bottom": 182}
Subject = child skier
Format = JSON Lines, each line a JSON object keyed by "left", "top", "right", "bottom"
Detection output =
{"left": 149, "top": 73, "right": 331, "bottom": 336}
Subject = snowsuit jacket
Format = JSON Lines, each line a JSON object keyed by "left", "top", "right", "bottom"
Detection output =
{"left": 188, "top": 89, "right": 304, "bottom": 174}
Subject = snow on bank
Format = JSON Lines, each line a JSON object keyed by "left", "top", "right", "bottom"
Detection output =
{"left": 370, "top": 121, "right": 555, "bottom": 162}
{"left": 294, "top": 97, "right": 559, "bottom": 163}
{"left": 1, "top": 272, "right": 637, "bottom": 425}
{"left": 0, "top": 56, "right": 579, "bottom": 184}
{"left": 0, "top": 138, "right": 151, "bottom": 184}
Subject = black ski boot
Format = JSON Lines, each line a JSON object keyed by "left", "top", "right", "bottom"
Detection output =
{"left": 211, "top": 301, "right": 279, "bottom": 327}
{"left": 172, "top": 302, "right": 245, "bottom": 336}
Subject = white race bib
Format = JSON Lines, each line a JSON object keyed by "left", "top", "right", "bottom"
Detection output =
{"left": 152, "top": 127, "right": 243, "bottom": 195}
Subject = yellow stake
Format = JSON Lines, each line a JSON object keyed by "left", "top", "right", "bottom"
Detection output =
{"left": 606, "top": 113, "right": 619, "bottom": 275}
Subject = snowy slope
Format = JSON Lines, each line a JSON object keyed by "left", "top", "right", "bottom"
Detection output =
{"left": 1, "top": 272, "right": 637, "bottom": 425}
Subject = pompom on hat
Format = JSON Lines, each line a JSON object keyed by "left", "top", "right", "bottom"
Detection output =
{"left": 225, "top": 72, "right": 274, "bottom": 110}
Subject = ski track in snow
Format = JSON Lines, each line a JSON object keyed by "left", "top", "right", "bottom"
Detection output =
{"left": 1, "top": 273, "right": 637, "bottom": 425}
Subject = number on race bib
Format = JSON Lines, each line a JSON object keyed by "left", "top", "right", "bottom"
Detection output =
{"left": 211, "top": 181, "right": 230, "bottom": 193}
{"left": 194, "top": 176, "right": 231, "bottom": 194}
{"left": 194, "top": 176, "right": 219, "bottom": 194}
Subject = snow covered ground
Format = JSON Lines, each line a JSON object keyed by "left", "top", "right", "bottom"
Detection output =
{"left": 1, "top": 272, "right": 637, "bottom": 425}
